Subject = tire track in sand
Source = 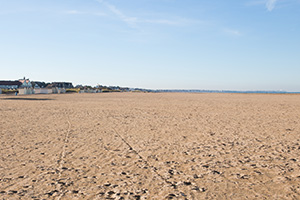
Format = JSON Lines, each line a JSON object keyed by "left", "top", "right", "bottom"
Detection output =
{"left": 111, "top": 127, "right": 178, "bottom": 191}
{"left": 0, "top": 111, "right": 73, "bottom": 198}
{"left": 56, "top": 111, "right": 72, "bottom": 200}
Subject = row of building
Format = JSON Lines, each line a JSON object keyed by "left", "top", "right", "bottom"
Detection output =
{"left": 0, "top": 77, "right": 73, "bottom": 95}
{"left": 0, "top": 77, "right": 130, "bottom": 95}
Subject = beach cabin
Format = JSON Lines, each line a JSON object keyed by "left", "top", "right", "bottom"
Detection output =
{"left": 58, "top": 88, "right": 66, "bottom": 94}
{"left": 18, "top": 88, "right": 34, "bottom": 95}
{"left": 50, "top": 87, "right": 67, "bottom": 94}
{"left": 87, "top": 89, "right": 97, "bottom": 93}
{"left": 34, "top": 88, "right": 53, "bottom": 94}
{"left": 52, "top": 87, "right": 58, "bottom": 94}
{"left": 80, "top": 89, "right": 97, "bottom": 93}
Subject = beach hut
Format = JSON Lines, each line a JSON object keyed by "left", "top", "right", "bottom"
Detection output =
{"left": 34, "top": 88, "right": 52, "bottom": 94}
{"left": 57, "top": 88, "right": 66, "bottom": 94}
{"left": 84, "top": 89, "right": 94, "bottom": 93}
{"left": 18, "top": 88, "right": 34, "bottom": 95}
{"left": 52, "top": 87, "right": 58, "bottom": 94}
{"left": 86, "top": 89, "right": 96, "bottom": 93}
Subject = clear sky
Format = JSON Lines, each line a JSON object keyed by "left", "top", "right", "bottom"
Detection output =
{"left": 1, "top": 0, "right": 300, "bottom": 91}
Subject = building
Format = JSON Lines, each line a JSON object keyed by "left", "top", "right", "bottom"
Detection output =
{"left": 0, "top": 78, "right": 73, "bottom": 95}
{"left": 0, "top": 77, "right": 33, "bottom": 90}
{"left": 18, "top": 77, "right": 32, "bottom": 88}
{"left": 52, "top": 82, "right": 73, "bottom": 88}
{"left": 18, "top": 88, "right": 34, "bottom": 95}
{"left": 52, "top": 87, "right": 65, "bottom": 94}
{"left": 79, "top": 89, "right": 97, "bottom": 93}
{"left": 32, "top": 81, "right": 48, "bottom": 88}
{"left": 34, "top": 88, "right": 53, "bottom": 94}
{"left": 0, "top": 81, "right": 22, "bottom": 89}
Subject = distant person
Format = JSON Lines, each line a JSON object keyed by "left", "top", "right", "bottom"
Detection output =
{"left": 15, "top": 91, "right": 18, "bottom": 96}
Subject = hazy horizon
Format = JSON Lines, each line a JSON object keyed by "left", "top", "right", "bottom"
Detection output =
{"left": 1, "top": 0, "right": 300, "bottom": 92}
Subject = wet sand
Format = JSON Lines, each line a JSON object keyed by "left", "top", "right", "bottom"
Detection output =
{"left": 1, "top": 93, "right": 300, "bottom": 199}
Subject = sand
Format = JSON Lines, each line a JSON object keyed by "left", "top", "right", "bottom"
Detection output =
{"left": 1, "top": 93, "right": 300, "bottom": 199}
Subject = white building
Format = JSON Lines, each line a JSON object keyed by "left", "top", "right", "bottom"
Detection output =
{"left": 19, "top": 77, "right": 32, "bottom": 88}
{"left": 18, "top": 88, "right": 34, "bottom": 95}
{"left": 34, "top": 88, "right": 53, "bottom": 94}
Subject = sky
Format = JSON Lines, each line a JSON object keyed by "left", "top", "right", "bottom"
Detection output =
{"left": 0, "top": 0, "right": 300, "bottom": 91}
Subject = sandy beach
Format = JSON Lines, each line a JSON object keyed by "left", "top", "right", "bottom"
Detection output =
{"left": 1, "top": 93, "right": 300, "bottom": 199}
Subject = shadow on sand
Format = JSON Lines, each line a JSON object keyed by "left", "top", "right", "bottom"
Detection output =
{"left": 2, "top": 97, "right": 54, "bottom": 101}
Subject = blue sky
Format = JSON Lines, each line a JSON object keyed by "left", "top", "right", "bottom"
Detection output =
{"left": 1, "top": 0, "right": 300, "bottom": 91}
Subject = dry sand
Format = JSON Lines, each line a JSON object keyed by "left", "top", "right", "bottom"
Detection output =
{"left": 1, "top": 93, "right": 300, "bottom": 199}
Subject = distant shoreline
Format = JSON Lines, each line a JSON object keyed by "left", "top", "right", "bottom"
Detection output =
{"left": 1, "top": 90, "right": 300, "bottom": 96}
{"left": 144, "top": 89, "right": 300, "bottom": 94}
